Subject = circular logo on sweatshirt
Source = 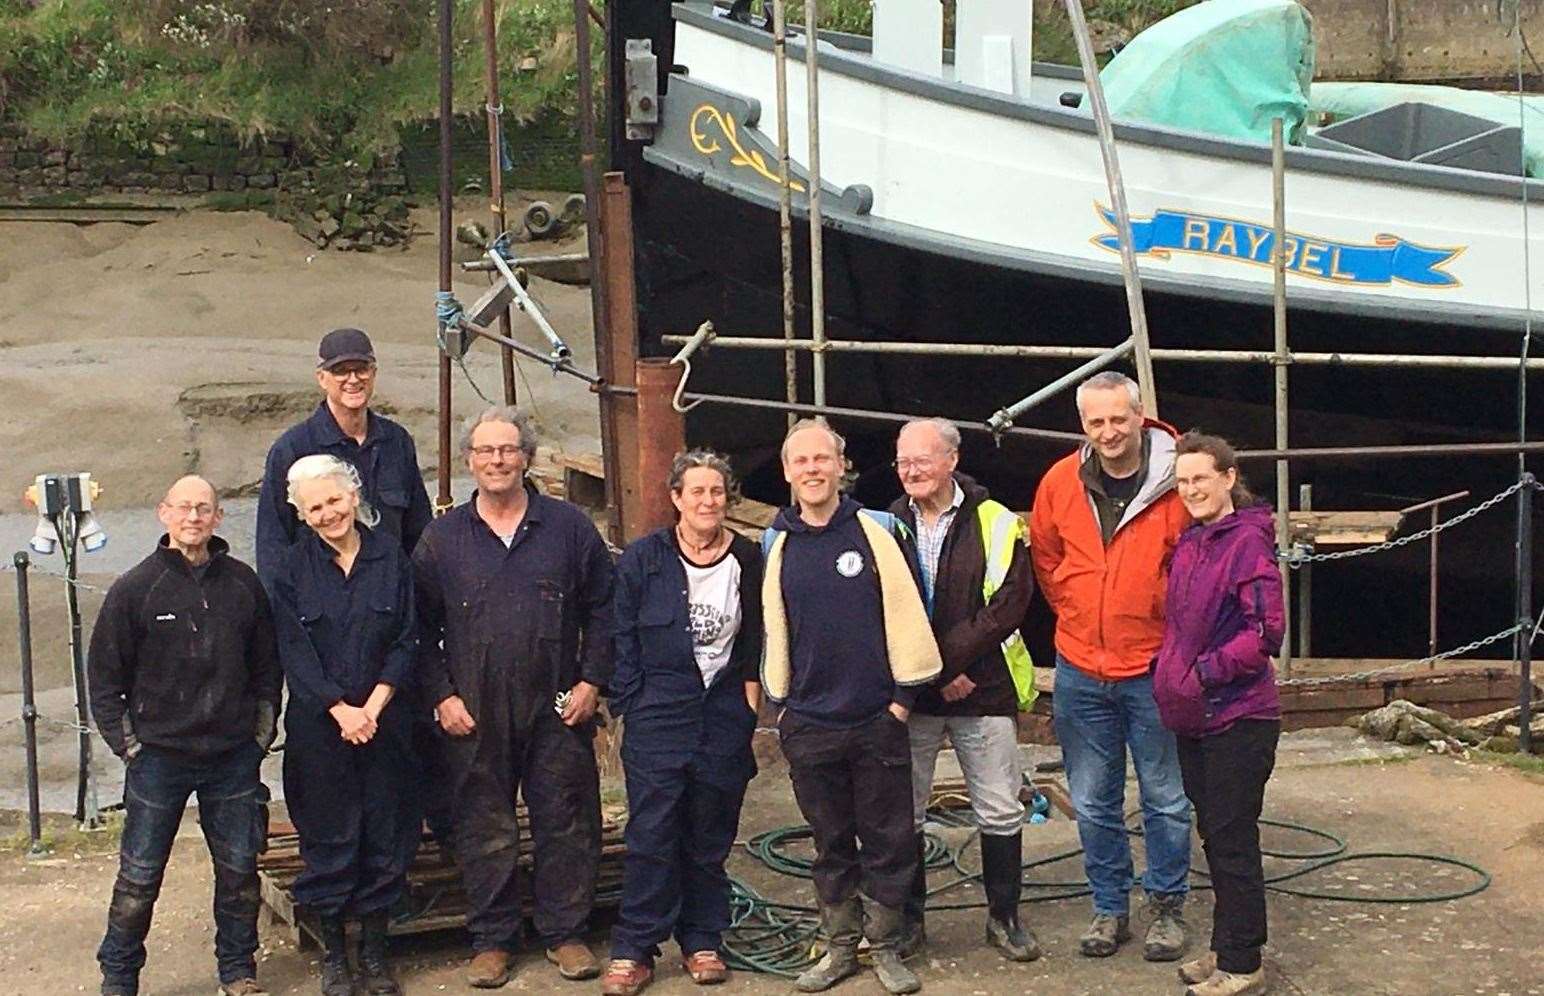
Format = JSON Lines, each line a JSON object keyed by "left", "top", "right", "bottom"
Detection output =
{"left": 835, "top": 550, "right": 864, "bottom": 577}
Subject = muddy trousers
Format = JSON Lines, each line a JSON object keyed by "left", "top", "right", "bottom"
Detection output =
{"left": 1177, "top": 719, "right": 1280, "bottom": 975}
{"left": 282, "top": 705, "right": 418, "bottom": 917}
{"left": 448, "top": 710, "right": 602, "bottom": 953}
{"left": 610, "top": 754, "right": 749, "bottom": 964}
{"left": 97, "top": 741, "right": 264, "bottom": 992}
{"left": 779, "top": 710, "right": 917, "bottom": 910}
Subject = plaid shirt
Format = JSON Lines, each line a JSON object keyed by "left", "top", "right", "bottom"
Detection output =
{"left": 910, "top": 480, "right": 965, "bottom": 608}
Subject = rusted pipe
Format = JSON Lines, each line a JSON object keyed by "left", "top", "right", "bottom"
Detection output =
{"left": 481, "top": 0, "right": 517, "bottom": 404}
{"left": 600, "top": 172, "right": 642, "bottom": 544}
{"left": 635, "top": 358, "right": 687, "bottom": 540}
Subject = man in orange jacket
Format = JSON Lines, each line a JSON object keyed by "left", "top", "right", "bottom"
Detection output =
{"left": 1030, "top": 371, "right": 1194, "bottom": 963}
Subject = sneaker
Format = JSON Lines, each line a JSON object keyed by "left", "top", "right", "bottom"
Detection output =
{"left": 218, "top": 980, "right": 268, "bottom": 996}
{"left": 1187, "top": 967, "right": 1268, "bottom": 996}
{"left": 1143, "top": 893, "right": 1188, "bottom": 962}
{"left": 1079, "top": 912, "right": 1131, "bottom": 957}
{"left": 546, "top": 940, "right": 601, "bottom": 981}
{"left": 682, "top": 950, "right": 729, "bottom": 985}
{"left": 600, "top": 959, "right": 654, "bottom": 996}
{"left": 1180, "top": 951, "right": 1219, "bottom": 985}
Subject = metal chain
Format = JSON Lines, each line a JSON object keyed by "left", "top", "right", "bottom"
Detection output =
{"left": 0, "top": 561, "right": 107, "bottom": 593}
{"left": 1278, "top": 622, "right": 1526, "bottom": 686}
{"left": 1280, "top": 479, "right": 1531, "bottom": 567}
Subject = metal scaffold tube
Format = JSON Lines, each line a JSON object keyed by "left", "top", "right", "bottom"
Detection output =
{"left": 481, "top": 0, "right": 517, "bottom": 404}
{"left": 1272, "top": 118, "right": 1293, "bottom": 676}
{"left": 771, "top": 0, "right": 797, "bottom": 424}
{"left": 435, "top": 0, "right": 454, "bottom": 513}
{"left": 804, "top": 0, "right": 827, "bottom": 408}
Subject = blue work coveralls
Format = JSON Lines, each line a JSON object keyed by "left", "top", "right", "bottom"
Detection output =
{"left": 608, "top": 527, "right": 763, "bottom": 964}
{"left": 270, "top": 525, "right": 419, "bottom": 917}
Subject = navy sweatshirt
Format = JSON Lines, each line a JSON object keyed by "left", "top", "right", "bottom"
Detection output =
{"left": 775, "top": 497, "right": 920, "bottom": 727}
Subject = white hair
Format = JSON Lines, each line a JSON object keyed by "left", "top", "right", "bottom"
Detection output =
{"left": 901, "top": 417, "right": 960, "bottom": 452}
{"left": 1075, "top": 371, "right": 1142, "bottom": 416}
{"left": 285, "top": 454, "right": 380, "bottom": 528}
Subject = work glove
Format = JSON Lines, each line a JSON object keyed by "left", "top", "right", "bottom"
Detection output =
{"left": 255, "top": 701, "right": 278, "bottom": 751}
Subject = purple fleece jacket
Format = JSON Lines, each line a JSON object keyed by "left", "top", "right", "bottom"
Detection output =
{"left": 1151, "top": 504, "right": 1285, "bottom": 738}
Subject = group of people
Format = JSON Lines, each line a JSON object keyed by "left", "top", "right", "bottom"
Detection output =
{"left": 85, "top": 328, "right": 1286, "bottom": 996}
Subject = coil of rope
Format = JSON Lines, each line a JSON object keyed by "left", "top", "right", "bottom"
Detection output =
{"left": 722, "top": 807, "right": 1491, "bottom": 977}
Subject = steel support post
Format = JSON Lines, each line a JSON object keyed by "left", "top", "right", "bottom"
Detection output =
{"left": 14, "top": 552, "right": 48, "bottom": 856}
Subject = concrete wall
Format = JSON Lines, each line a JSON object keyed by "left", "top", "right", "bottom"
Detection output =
{"left": 1305, "top": 0, "right": 1544, "bottom": 81}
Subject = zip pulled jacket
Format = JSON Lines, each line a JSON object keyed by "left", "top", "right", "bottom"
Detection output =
{"left": 889, "top": 475, "right": 1035, "bottom": 717}
{"left": 88, "top": 536, "right": 283, "bottom": 759}
{"left": 1030, "top": 423, "right": 1190, "bottom": 681}
{"left": 1151, "top": 504, "right": 1284, "bottom": 738}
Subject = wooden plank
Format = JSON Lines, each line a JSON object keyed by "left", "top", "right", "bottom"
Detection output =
{"left": 1288, "top": 510, "right": 1403, "bottom": 546}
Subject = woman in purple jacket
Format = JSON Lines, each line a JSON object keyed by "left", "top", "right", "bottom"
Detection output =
{"left": 1152, "top": 433, "right": 1284, "bottom": 996}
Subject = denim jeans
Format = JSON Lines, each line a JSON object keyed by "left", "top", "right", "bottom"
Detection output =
{"left": 97, "top": 741, "right": 264, "bottom": 991}
{"left": 908, "top": 714, "right": 1026, "bottom": 835}
{"left": 1052, "top": 657, "right": 1192, "bottom": 916}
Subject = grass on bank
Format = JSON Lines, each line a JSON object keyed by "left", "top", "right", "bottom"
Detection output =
{"left": 0, "top": 0, "right": 1200, "bottom": 159}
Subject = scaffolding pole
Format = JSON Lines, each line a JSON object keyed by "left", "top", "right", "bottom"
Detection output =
{"left": 803, "top": 0, "right": 828, "bottom": 408}
{"left": 1064, "top": 0, "right": 1158, "bottom": 416}
{"left": 1272, "top": 118, "right": 1292, "bottom": 676}
{"left": 481, "top": 0, "right": 517, "bottom": 404}
{"left": 771, "top": 0, "right": 797, "bottom": 425}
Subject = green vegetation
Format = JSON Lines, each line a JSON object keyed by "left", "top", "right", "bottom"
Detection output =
{"left": 0, "top": 809, "right": 124, "bottom": 857}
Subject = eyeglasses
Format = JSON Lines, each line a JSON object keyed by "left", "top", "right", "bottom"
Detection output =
{"left": 164, "top": 502, "right": 216, "bottom": 519}
{"left": 893, "top": 456, "right": 944, "bottom": 473}
{"left": 326, "top": 365, "right": 375, "bottom": 381}
{"left": 470, "top": 444, "right": 524, "bottom": 460}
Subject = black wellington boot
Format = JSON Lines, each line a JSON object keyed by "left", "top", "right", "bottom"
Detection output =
{"left": 358, "top": 912, "right": 403, "bottom": 995}
{"left": 317, "top": 915, "right": 354, "bottom": 996}
{"left": 980, "top": 831, "right": 1041, "bottom": 962}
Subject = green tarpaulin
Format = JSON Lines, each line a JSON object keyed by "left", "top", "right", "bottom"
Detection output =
{"left": 1099, "top": 0, "right": 1316, "bottom": 144}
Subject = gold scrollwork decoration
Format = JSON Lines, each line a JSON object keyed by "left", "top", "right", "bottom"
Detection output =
{"left": 690, "top": 103, "right": 807, "bottom": 193}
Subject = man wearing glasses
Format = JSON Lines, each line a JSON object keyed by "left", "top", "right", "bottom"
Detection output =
{"left": 412, "top": 406, "right": 615, "bottom": 989}
{"left": 255, "top": 327, "right": 433, "bottom": 584}
{"left": 89, "top": 476, "right": 282, "bottom": 996}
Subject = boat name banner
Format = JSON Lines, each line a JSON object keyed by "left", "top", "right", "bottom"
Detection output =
{"left": 1093, "top": 206, "right": 1463, "bottom": 288}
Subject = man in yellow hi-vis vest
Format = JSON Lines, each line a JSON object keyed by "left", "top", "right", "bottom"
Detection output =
{"left": 888, "top": 418, "right": 1040, "bottom": 964}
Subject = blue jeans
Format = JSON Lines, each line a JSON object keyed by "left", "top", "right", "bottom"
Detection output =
{"left": 1052, "top": 657, "right": 1192, "bottom": 916}
{"left": 98, "top": 741, "right": 264, "bottom": 991}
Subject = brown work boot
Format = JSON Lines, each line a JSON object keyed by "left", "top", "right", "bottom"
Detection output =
{"left": 1078, "top": 912, "right": 1131, "bottom": 957}
{"left": 1187, "top": 967, "right": 1268, "bottom": 996}
{"left": 600, "top": 959, "right": 653, "bottom": 996}
{"left": 1180, "top": 951, "right": 1219, "bottom": 985}
{"left": 546, "top": 940, "right": 602, "bottom": 980}
{"left": 218, "top": 981, "right": 268, "bottom": 996}
{"left": 466, "top": 949, "right": 515, "bottom": 989}
{"left": 683, "top": 950, "right": 729, "bottom": 984}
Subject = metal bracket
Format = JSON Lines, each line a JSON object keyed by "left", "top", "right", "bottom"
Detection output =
{"left": 625, "top": 39, "right": 660, "bottom": 141}
{"left": 669, "top": 320, "right": 716, "bottom": 413}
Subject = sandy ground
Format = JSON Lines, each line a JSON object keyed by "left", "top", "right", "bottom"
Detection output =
{"left": 1, "top": 730, "right": 1542, "bottom": 995}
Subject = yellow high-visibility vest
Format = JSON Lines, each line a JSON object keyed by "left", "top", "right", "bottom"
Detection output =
{"left": 977, "top": 500, "right": 1038, "bottom": 711}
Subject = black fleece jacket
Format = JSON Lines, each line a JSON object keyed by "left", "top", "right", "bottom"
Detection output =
{"left": 88, "top": 536, "right": 283, "bottom": 759}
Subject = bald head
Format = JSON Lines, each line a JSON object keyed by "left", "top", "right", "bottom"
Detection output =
{"left": 158, "top": 475, "right": 222, "bottom": 563}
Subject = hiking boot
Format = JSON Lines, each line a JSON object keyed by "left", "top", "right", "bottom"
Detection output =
{"left": 466, "top": 949, "right": 515, "bottom": 989}
{"left": 1143, "top": 892, "right": 1188, "bottom": 962}
{"left": 897, "top": 831, "right": 927, "bottom": 960}
{"left": 546, "top": 940, "right": 601, "bottom": 980}
{"left": 1187, "top": 967, "right": 1268, "bottom": 996}
{"left": 100, "top": 983, "right": 137, "bottom": 996}
{"left": 1078, "top": 913, "right": 1131, "bottom": 957}
{"left": 358, "top": 912, "right": 402, "bottom": 995}
{"left": 317, "top": 915, "right": 353, "bottom": 996}
{"left": 794, "top": 896, "right": 862, "bottom": 992}
{"left": 219, "top": 981, "right": 268, "bottom": 996}
{"left": 600, "top": 959, "right": 654, "bottom": 996}
{"left": 865, "top": 899, "right": 921, "bottom": 995}
{"left": 1180, "top": 951, "right": 1219, "bottom": 985}
{"left": 980, "top": 830, "right": 1040, "bottom": 962}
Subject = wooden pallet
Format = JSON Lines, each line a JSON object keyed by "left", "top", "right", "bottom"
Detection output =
{"left": 257, "top": 809, "right": 627, "bottom": 948}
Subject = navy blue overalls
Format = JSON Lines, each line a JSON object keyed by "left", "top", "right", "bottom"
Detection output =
{"left": 608, "top": 527, "right": 763, "bottom": 964}
{"left": 271, "top": 525, "right": 419, "bottom": 916}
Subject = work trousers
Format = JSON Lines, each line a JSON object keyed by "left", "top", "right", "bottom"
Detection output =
{"left": 908, "top": 713, "right": 1026, "bottom": 835}
{"left": 1177, "top": 718, "right": 1280, "bottom": 975}
{"left": 1052, "top": 657, "right": 1193, "bottom": 916}
{"left": 610, "top": 753, "right": 750, "bottom": 964}
{"left": 282, "top": 703, "right": 418, "bottom": 917}
{"left": 779, "top": 710, "right": 916, "bottom": 910}
{"left": 445, "top": 708, "right": 602, "bottom": 952}
{"left": 98, "top": 741, "right": 264, "bottom": 991}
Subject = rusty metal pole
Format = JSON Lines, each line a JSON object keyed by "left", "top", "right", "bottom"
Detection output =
{"left": 14, "top": 552, "right": 47, "bottom": 857}
{"left": 481, "top": 0, "right": 518, "bottom": 404}
{"left": 635, "top": 359, "right": 686, "bottom": 538}
{"left": 600, "top": 172, "right": 641, "bottom": 544}
{"left": 1297, "top": 483, "right": 1312, "bottom": 658}
{"left": 436, "top": 0, "right": 455, "bottom": 514}
{"left": 1429, "top": 503, "right": 1440, "bottom": 658}
{"left": 771, "top": 0, "right": 797, "bottom": 423}
{"left": 572, "top": 0, "right": 622, "bottom": 544}
{"left": 1064, "top": 0, "right": 1158, "bottom": 417}
{"left": 1271, "top": 117, "right": 1292, "bottom": 676}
